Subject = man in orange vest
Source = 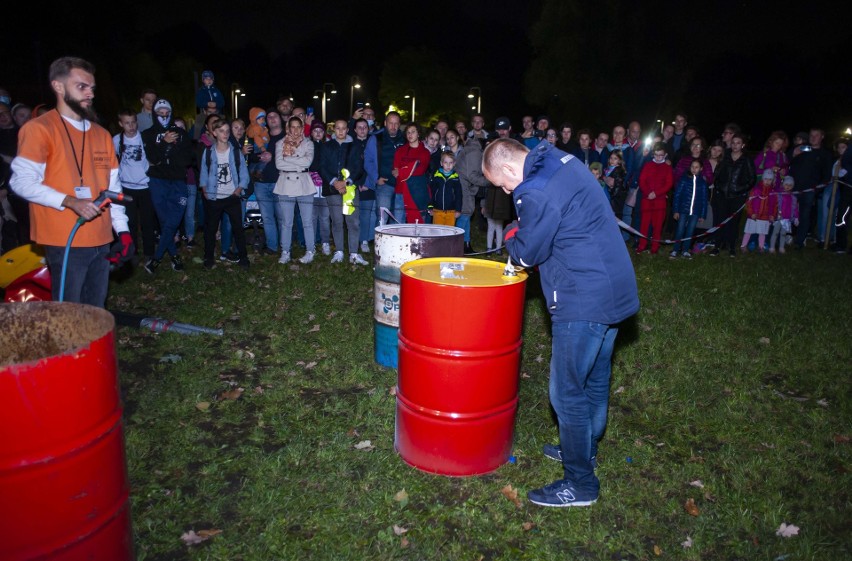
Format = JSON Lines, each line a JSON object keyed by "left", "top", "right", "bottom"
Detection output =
{"left": 10, "top": 56, "right": 132, "bottom": 306}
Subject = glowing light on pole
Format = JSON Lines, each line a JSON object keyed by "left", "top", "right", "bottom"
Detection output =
{"left": 404, "top": 89, "right": 416, "bottom": 122}
{"left": 350, "top": 76, "right": 361, "bottom": 116}
{"left": 467, "top": 87, "right": 481, "bottom": 114}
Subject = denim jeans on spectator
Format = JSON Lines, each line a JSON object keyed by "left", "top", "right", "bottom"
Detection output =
{"left": 455, "top": 214, "right": 472, "bottom": 242}
{"left": 375, "top": 184, "right": 405, "bottom": 224}
{"left": 360, "top": 197, "right": 376, "bottom": 242}
{"left": 184, "top": 184, "right": 197, "bottom": 240}
{"left": 44, "top": 244, "right": 110, "bottom": 307}
{"left": 254, "top": 181, "right": 279, "bottom": 251}
{"left": 550, "top": 321, "right": 618, "bottom": 496}
{"left": 314, "top": 196, "right": 331, "bottom": 246}
{"left": 278, "top": 195, "right": 315, "bottom": 253}
{"left": 672, "top": 214, "right": 699, "bottom": 253}
{"left": 148, "top": 177, "right": 187, "bottom": 260}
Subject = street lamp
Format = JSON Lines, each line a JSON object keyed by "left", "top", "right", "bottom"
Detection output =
{"left": 319, "top": 82, "right": 336, "bottom": 124}
{"left": 656, "top": 119, "right": 663, "bottom": 134}
{"left": 230, "top": 84, "right": 245, "bottom": 121}
{"left": 350, "top": 76, "right": 361, "bottom": 116}
{"left": 404, "top": 89, "right": 416, "bottom": 122}
{"left": 467, "top": 86, "right": 481, "bottom": 114}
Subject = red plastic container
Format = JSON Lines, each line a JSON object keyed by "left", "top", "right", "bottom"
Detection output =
{"left": 395, "top": 258, "right": 528, "bottom": 476}
{"left": 0, "top": 302, "right": 134, "bottom": 561}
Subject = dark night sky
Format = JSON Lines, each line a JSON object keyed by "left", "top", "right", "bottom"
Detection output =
{"left": 4, "top": 1, "right": 850, "bottom": 145}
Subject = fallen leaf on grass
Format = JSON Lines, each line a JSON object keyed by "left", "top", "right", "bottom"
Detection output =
{"left": 308, "top": 314, "right": 316, "bottom": 321}
{"left": 235, "top": 349, "right": 255, "bottom": 359}
{"left": 816, "top": 399, "right": 828, "bottom": 407}
{"left": 253, "top": 386, "right": 264, "bottom": 395}
{"left": 653, "top": 544, "right": 662, "bottom": 555}
{"left": 304, "top": 361, "right": 317, "bottom": 369}
{"left": 759, "top": 337, "right": 770, "bottom": 345}
{"left": 394, "top": 489, "right": 409, "bottom": 508}
{"left": 400, "top": 537, "right": 410, "bottom": 548}
{"left": 347, "top": 428, "right": 360, "bottom": 437}
{"left": 534, "top": 354, "right": 544, "bottom": 363}
{"left": 689, "top": 480, "right": 704, "bottom": 488}
{"left": 195, "top": 402, "right": 211, "bottom": 412}
{"left": 392, "top": 524, "right": 408, "bottom": 536}
{"left": 501, "top": 485, "right": 522, "bottom": 508}
{"left": 306, "top": 324, "right": 320, "bottom": 333}
{"left": 614, "top": 385, "right": 625, "bottom": 394}
{"left": 180, "top": 528, "right": 222, "bottom": 545}
{"left": 389, "top": 386, "right": 397, "bottom": 396}
{"left": 159, "top": 354, "right": 182, "bottom": 363}
{"left": 220, "top": 387, "right": 244, "bottom": 400}
{"left": 684, "top": 498, "right": 700, "bottom": 516}
{"left": 704, "top": 491, "right": 717, "bottom": 502}
{"left": 776, "top": 522, "right": 800, "bottom": 537}
{"left": 681, "top": 536, "right": 693, "bottom": 548}
{"left": 522, "top": 522, "right": 536, "bottom": 531}
{"left": 354, "top": 440, "right": 375, "bottom": 451}
{"left": 640, "top": 323, "right": 653, "bottom": 332}
{"left": 833, "top": 434, "right": 850, "bottom": 444}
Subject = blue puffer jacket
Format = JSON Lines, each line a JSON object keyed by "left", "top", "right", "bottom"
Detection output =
{"left": 672, "top": 174, "right": 708, "bottom": 219}
{"left": 505, "top": 142, "right": 640, "bottom": 325}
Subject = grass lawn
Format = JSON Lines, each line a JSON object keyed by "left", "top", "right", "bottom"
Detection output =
{"left": 104, "top": 229, "right": 851, "bottom": 561}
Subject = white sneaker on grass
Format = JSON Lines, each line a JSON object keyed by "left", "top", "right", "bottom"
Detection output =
{"left": 360, "top": 241, "right": 370, "bottom": 253}
{"left": 299, "top": 251, "right": 315, "bottom": 264}
{"left": 350, "top": 253, "right": 368, "bottom": 266}
{"left": 330, "top": 251, "right": 344, "bottom": 263}
{"left": 278, "top": 251, "right": 291, "bottom": 264}
{"left": 321, "top": 243, "right": 331, "bottom": 256}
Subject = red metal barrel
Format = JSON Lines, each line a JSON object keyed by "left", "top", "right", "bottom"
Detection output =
{"left": 395, "top": 258, "right": 528, "bottom": 476}
{"left": 0, "top": 302, "right": 134, "bottom": 561}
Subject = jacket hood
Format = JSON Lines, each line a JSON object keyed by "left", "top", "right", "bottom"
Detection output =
{"left": 249, "top": 107, "right": 266, "bottom": 123}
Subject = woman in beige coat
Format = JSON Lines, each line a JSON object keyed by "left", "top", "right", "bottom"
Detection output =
{"left": 275, "top": 116, "right": 316, "bottom": 264}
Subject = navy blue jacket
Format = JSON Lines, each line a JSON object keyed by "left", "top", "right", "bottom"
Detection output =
{"left": 505, "top": 142, "right": 640, "bottom": 324}
{"left": 429, "top": 169, "right": 462, "bottom": 211}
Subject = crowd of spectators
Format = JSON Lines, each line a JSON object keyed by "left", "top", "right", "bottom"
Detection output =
{"left": 2, "top": 82, "right": 851, "bottom": 267}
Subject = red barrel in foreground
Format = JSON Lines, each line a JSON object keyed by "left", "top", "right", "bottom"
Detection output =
{"left": 0, "top": 302, "right": 134, "bottom": 561}
{"left": 395, "top": 258, "right": 528, "bottom": 476}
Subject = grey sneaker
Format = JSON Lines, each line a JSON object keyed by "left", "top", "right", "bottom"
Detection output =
{"left": 321, "top": 243, "right": 331, "bottom": 256}
{"left": 682, "top": 251, "right": 692, "bottom": 259}
{"left": 360, "top": 241, "right": 370, "bottom": 253}
{"left": 278, "top": 251, "right": 291, "bottom": 264}
{"left": 299, "top": 251, "right": 315, "bottom": 264}
{"left": 143, "top": 258, "right": 160, "bottom": 275}
{"left": 669, "top": 250, "right": 678, "bottom": 259}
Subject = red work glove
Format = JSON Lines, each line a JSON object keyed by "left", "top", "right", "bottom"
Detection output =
{"left": 107, "top": 232, "right": 135, "bottom": 266}
{"left": 503, "top": 220, "right": 519, "bottom": 241}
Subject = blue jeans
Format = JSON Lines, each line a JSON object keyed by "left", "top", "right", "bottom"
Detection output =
{"left": 314, "top": 196, "right": 331, "bottom": 244}
{"left": 455, "top": 214, "right": 471, "bottom": 242}
{"left": 672, "top": 214, "right": 699, "bottom": 253}
{"left": 359, "top": 197, "right": 376, "bottom": 242}
{"left": 277, "top": 194, "right": 315, "bottom": 252}
{"left": 148, "top": 178, "right": 187, "bottom": 260}
{"left": 375, "top": 184, "right": 405, "bottom": 224}
{"left": 44, "top": 244, "right": 110, "bottom": 307}
{"left": 254, "top": 181, "right": 279, "bottom": 251}
{"left": 550, "top": 321, "right": 619, "bottom": 495}
{"left": 621, "top": 199, "right": 634, "bottom": 242}
{"left": 183, "top": 184, "right": 197, "bottom": 240}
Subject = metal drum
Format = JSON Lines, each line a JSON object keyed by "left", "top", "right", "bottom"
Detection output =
{"left": 373, "top": 224, "right": 463, "bottom": 368}
{"left": 0, "top": 302, "right": 134, "bottom": 561}
{"left": 395, "top": 258, "right": 528, "bottom": 476}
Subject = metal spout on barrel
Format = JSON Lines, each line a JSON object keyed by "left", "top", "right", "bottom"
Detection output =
{"left": 503, "top": 255, "right": 517, "bottom": 277}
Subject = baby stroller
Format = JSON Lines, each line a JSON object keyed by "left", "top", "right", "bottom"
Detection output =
{"left": 243, "top": 192, "right": 264, "bottom": 251}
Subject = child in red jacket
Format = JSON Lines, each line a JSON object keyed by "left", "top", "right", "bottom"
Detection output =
{"left": 636, "top": 144, "right": 673, "bottom": 254}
